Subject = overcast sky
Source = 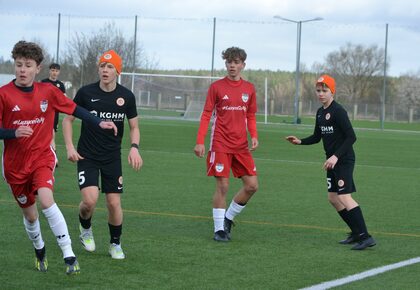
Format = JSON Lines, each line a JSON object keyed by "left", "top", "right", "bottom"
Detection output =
{"left": 1, "top": 0, "right": 420, "bottom": 76}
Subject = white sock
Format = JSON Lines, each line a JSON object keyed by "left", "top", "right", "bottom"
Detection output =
{"left": 225, "top": 200, "right": 246, "bottom": 221}
{"left": 213, "top": 208, "right": 225, "bottom": 232}
{"left": 42, "top": 203, "right": 75, "bottom": 259}
{"left": 23, "top": 217, "right": 45, "bottom": 250}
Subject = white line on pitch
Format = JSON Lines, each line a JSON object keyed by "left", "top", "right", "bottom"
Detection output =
{"left": 300, "top": 257, "right": 420, "bottom": 290}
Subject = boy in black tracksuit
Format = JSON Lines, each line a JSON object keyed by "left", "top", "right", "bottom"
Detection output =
{"left": 286, "top": 74, "right": 376, "bottom": 250}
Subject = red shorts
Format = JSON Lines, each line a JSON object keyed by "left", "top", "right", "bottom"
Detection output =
{"left": 206, "top": 151, "right": 257, "bottom": 178}
{"left": 8, "top": 166, "right": 55, "bottom": 208}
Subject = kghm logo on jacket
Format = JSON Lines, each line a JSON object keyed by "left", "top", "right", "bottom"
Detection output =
{"left": 320, "top": 126, "right": 334, "bottom": 134}
{"left": 40, "top": 100, "right": 48, "bottom": 112}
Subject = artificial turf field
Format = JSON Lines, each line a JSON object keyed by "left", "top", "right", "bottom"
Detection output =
{"left": 0, "top": 117, "right": 419, "bottom": 289}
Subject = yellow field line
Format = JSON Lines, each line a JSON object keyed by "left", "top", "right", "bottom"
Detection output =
{"left": 1, "top": 199, "right": 419, "bottom": 238}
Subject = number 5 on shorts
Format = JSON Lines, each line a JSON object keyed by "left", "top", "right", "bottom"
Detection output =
{"left": 79, "top": 171, "right": 86, "bottom": 185}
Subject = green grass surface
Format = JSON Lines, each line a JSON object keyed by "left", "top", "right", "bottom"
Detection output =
{"left": 0, "top": 118, "right": 419, "bottom": 289}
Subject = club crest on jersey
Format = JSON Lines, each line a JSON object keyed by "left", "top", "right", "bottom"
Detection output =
{"left": 116, "top": 97, "right": 125, "bottom": 106}
{"left": 17, "top": 194, "right": 27, "bottom": 205}
{"left": 241, "top": 93, "right": 249, "bottom": 103}
{"left": 325, "top": 113, "right": 331, "bottom": 120}
{"left": 40, "top": 100, "right": 48, "bottom": 112}
{"left": 338, "top": 179, "right": 345, "bottom": 187}
{"left": 215, "top": 163, "right": 224, "bottom": 173}
{"left": 118, "top": 176, "right": 123, "bottom": 185}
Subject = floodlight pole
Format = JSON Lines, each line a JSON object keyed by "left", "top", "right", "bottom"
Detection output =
{"left": 56, "top": 13, "right": 61, "bottom": 63}
{"left": 273, "top": 16, "right": 323, "bottom": 124}
{"left": 211, "top": 17, "right": 216, "bottom": 77}
{"left": 380, "top": 23, "right": 389, "bottom": 130}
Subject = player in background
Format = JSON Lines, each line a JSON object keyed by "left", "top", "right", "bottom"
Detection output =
{"left": 62, "top": 50, "right": 142, "bottom": 259}
{"left": 0, "top": 41, "right": 118, "bottom": 274}
{"left": 286, "top": 74, "right": 376, "bottom": 250}
{"left": 194, "top": 47, "right": 259, "bottom": 242}
{"left": 41, "top": 63, "right": 66, "bottom": 166}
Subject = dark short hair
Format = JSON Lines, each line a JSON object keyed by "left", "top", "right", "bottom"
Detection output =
{"left": 49, "top": 63, "right": 61, "bottom": 70}
{"left": 11, "top": 41, "right": 44, "bottom": 65}
{"left": 222, "top": 47, "right": 247, "bottom": 62}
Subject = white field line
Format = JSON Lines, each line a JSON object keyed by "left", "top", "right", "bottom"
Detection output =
{"left": 300, "top": 257, "right": 420, "bottom": 290}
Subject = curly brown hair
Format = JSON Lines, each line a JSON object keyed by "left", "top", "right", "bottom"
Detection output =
{"left": 222, "top": 47, "right": 247, "bottom": 62}
{"left": 11, "top": 41, "right": 44, "bottom": 65}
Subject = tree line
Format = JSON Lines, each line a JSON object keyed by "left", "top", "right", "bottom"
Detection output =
{"left": 0, "top": 23, "right": 419, "bottom": 110}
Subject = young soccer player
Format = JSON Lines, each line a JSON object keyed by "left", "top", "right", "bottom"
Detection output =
{"left": 62, "top": 49, "right": 142, "bottom": 259}
{"left": 285, "top": 74, "right": 376, "bottom": 250}
{"left": 0, "top": 41, "right": 117, "bottom": 274}
{"left": 194, "top": 47, "right": 259, "bottom": 242}
{"left": 41, "top": 63, "right": 66, "bottom": 165}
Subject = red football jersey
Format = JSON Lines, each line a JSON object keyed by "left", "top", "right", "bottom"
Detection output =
{"left": 0, "top": 81, "right": 76, "bottom": 184}
{"left": 196, "top": 77, "right": 257, "bottom": 153}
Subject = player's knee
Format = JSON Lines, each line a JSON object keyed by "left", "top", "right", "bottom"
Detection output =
{"left": 216, "top": 181, "right": 230, "bottom": 195}
{"left": 245, "top": 182, "right": 258, "bottom": 194}
{"left": 107, "top": 199, "right": 121, "bottom": 211}
{"left": 81, "top": 200, "right": 96, "bottom": 212}
{"left": 328, "top": 194, "right": 340, "bottom": 206}
{"left": 217, "top": 186, "right": 229, "bottom": 196}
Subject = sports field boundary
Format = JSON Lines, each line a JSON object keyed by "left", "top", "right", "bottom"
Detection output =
{"left": 300, "top": 257, "right": 420, "bottom": 289}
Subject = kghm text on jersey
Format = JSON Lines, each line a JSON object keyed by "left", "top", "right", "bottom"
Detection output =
{"left": 320, "top": 125, "right": 334, "bottom": 133}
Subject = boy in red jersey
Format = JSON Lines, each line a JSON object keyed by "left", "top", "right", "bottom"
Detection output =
{"left": 194, "top": 47, "right": 258, "bottom": 242}
{"left": 0, "top": 41, "right": 117, "bottom": 274}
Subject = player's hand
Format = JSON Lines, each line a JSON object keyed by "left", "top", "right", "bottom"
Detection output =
{"left": 128, "top": 148, "right": 143, "bottom": 171}
{"left": 66, "top": 146, "right": 84, "bottom": 162}
{"left": 285, "top": 136, "right": 301, "bottom": 145}
{"left": 323, "top": 155, "right": 338, "bottom": 171}
{"left": 194, "top": 144, "right": 205, "bottom": 158}
{"left": 99, "top": 121, "right": 118, "bottom": 136}
{"left": 250, "top": 138, "right": 259, "bottom": 151}
{"left": 15, "top": 126, "right": 33, "bottom": 138}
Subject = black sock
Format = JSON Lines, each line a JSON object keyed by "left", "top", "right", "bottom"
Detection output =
{"left": 108, "top": 223, "right": 122, "bottom": 244}
{"left": 79, "top": 215, "right": 92, "bottom": 229}
{"left": 348, "top": 206, "right": 369, "bottom": 238}
{"left": 35, "top": 246, "right": 46, "bottom": 260}
{"left": 338, "top": 209, "right": 358, "bottom": 234}
{"left": 64, "top": 256, "right": 76, "bottom": 264}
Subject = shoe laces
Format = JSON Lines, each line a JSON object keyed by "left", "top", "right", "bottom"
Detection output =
{"left": 80, "top": 230, "right": 93, "bottom": 240}
{"left": 111, "top": 243, "right": 123, "bottom": 252}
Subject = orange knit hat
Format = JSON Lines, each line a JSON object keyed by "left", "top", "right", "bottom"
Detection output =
{"left": 316, "top": 74, "right": 336, "bottom": 94}
{"left": 98, "top": 50, "right": 122, "bottom": 74}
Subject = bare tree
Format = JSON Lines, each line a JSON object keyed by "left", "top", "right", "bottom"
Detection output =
{"left": 322, "top": 43, "right": 386, "bottom": 104}
{"left": 397, "top": 72, "right": 420, "bottom": 108}
{"left": 64, "top": 22, "right": 158, "bottom": 90}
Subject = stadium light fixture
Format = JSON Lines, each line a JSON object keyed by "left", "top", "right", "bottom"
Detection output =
{"left": 273, "top": 15, "right": 323, "bottom": 124}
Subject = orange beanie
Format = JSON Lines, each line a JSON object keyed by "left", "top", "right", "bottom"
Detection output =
{"left": 98, "top": 50, "right": 122, "bottom": 74}
{"left": 316, "top": 74, "right": 336, "bottom": 94}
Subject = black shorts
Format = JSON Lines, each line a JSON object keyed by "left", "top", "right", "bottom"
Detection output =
{"left": 77, "top": 157, "right": 123, "bottom": 194}
{"left": 326, "top": 161, "right": 356, "bottom": 194}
